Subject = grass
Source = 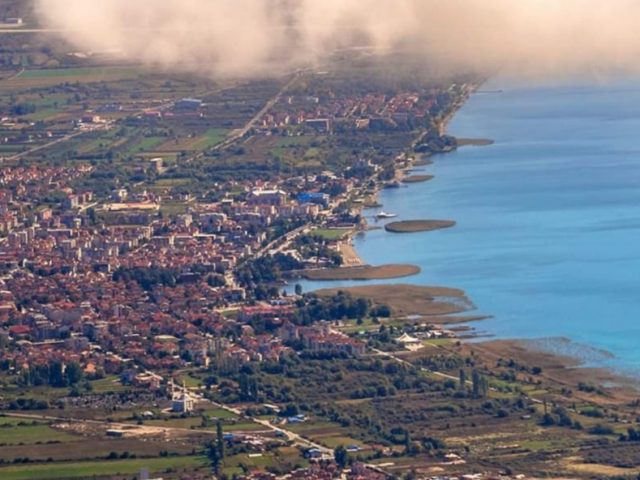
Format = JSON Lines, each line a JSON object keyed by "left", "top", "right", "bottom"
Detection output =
{"left": 0, "top": 417, "right": 45, "bottom": 426}
{"left": 315, "top": 284, "right": 469, "bottom": 318}
{"left": 303, "top": 147, "right": 322, "bottom": 160}
{"left": 310, "top": 228, "right": 350, "bottom": 241}
{"left": 160, "top": 202, "right": 190, "bottom": 216}
{"left": 336, "top": 318, "right": 380, "bottom": 334}
{"left": 424, "top": 338, "right": 456, "bottom": 347}
{"left": 519, "top": 439, "right": 558, "bottom": 452}
{"left": 203, "top": 408, "right": 238, "bottom": 420}
{"left": 0, "top": 455, "right": 208, "bottom": 480}
{"left": 0, "top": 424, "right": 78, "bottom": 445}
{"left": 274, "top": 136, "right": 316, "bottom": 147}
{"left": 146, "top": 416, "right": 204, "bottom": 429}
{"left": 221, "top": 448, "right": 307, "bottom": 477}
{"left": 180, "top": 375, "right": 203, "bottom": 389}
{"left": 24, "top": 108, "right": 61, "bottom": 122}
{"left": 18, "top": 67, "right": 143, "bottom": 80}
{"left": 127, "top": 136, "right": 165, "bottom": 155}
{"left": 0, "top": 437, "right": 196, "bottom": 463}
{"left": 226, "top": 421, "right": 265, "bottom": 432}
{"left": 90, "top": 375, "right": 129, "bottom": 394}
{"left": 191, "top": 129, "right": 229, "bottom": 150}
{"left": 155, "top": 129, "right": 229, "bottom": 153}
{"left": 320, "top": 436, "right": 366, "bottom": 449}
{"left": 224, "top": 452, "right": 276, "bottom": 469}
{"left": 1, "top": 67, "right": 145, "bottom": 92}
{"left": 154, "top": 178, "right": 190, "bottom": 187}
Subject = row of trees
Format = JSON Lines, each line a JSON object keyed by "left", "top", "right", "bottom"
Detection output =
{"left": 207, "top": 421, "right": 226, "bottom": 475}
{"left": 18, "top": 360, "right": 83, "bottom": 388}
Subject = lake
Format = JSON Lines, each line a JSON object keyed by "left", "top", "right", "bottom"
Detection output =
{"left": 296, "top": 81, "right": 640, "bottom": 375}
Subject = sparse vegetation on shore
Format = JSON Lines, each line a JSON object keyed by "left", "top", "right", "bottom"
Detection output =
{"left": 402, "top": 174, "right": 434, "bottom": 183}
{"left": 456, "top": 137, "right": 495, "bottom": 147}
{"left": 301, "top": 264, "right": 420, "bottom": 281}
{"left": 385, "top": 219, "right": 456, "bottom": 233}
{"left": 315, "top": 283, "right": 472, "bottom": 318}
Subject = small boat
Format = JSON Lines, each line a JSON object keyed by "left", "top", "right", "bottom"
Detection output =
{"left": 376, "top": 211, "right": 398, "bottom": 219}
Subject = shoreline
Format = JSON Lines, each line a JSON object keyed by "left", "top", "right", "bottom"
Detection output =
{"left": 314, "top": 85, "right": 640, "bottom": 396}
{"left": 466, "top": 338, "right": 640, "bottom": 402}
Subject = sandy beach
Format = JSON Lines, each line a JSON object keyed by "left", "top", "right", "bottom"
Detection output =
{"left": 337, "top": 241, "right": 364, "bottom": 266}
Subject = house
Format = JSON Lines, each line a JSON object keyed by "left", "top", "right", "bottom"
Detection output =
{"left": 149, "top": 158, "right": 164, "bottom": 173}
{"left": 175, "top": 98, "right": 203, "bottom": 110}
{"left": 287, "top": 414, "right": 307, "bottom": 424}
{"left": 247, "top": 189, "right": 287, "bottom": 207}
{"left": 305, "top": 118, "right": 332, "bottom": 133}
{"left": 305, "top": 448, "right": 324, "bottom": 459}
{"left": 81, "top": 115, "right": 102, "bottom": 124}
{"left": 396, "top": 333, "right": 422, "bottom": 350}
{"left": 239, "top": 305, "right": 295, "bottom": 327}
{"left": 297, "top": 192, "right": 330, "bottom": 208}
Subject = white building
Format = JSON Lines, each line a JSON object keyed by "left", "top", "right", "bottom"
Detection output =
{"left": 171, "top": 382, "right": 194, "bottom": 413}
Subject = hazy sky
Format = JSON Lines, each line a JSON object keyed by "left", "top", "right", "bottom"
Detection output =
{"left": 34, "top": 0, "right": 640, "bottom": 80}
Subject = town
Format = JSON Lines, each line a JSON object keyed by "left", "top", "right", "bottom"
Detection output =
{"left": 2, "top": 2, "right": 640, "bottom": 480}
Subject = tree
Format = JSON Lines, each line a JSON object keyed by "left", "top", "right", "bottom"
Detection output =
{"left": 471, "top": 369, "right": 487, "bottom": 398}
{"left": 207, "top": 440, "right": 220, "bottom": 474}
{"left": 49, "top": 361, "right": 65, "bottom": 387}
{"left": 459, "top": 369, "right": 466, "bottom": 389}
{"left": 65, "top": 362, "right": 83, "bottom": 386}
{"left": 216, "top": 420, "right": 225, "bottom": 460}
{"left": 404, "top": 430, "right": 416, "bottom": 456}
{"left": 207, "top": 274, "right": 226, "bottom": 288}
{"left": 334, "top": 445, "right": 348, "bottom": 469}
{"left": 87, "top": 207, "right": 97, "bottom": 225}
{"left": 294, "top": 284, "right": 303, "bottom": 296}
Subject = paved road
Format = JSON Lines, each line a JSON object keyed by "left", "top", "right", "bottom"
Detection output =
{"left": 4, "top": 127, "right": 101, "bottom": 162}
{"left": 214, "top": 71, "right": 304, "bottom": 152}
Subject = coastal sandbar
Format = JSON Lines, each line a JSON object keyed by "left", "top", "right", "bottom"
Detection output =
{"left": 456, "top": 138, "right": 495, "bottom": 147}
{"left": 302, "top": 264, "right": 420, "bottom": 281}
{"left": 402, "top": 174, "right": 434, "bottom": 184}
{"left": 315, "top": 283, "right": 473, "bottom": 319}
{"left": 385, "top": 220, "right": 456, "bottom": 233}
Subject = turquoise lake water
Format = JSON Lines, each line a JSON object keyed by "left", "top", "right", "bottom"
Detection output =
{"left": 297, "top": 82, "right": 640, "bottom": 375}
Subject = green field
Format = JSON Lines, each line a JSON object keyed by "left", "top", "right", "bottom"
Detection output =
{"left": 310, "top": 228, "right": 350, "bottom": 241}
{"left": 0, "top": 424, "right": 78, "bottom": 445}
{"left": 127, "top": 136, "right": 166, "bottom": 155}
{"left": 0, "top": 455, "right": 208, "bottom": 480}
{"left": 90, "top": 376, "right": 130, "bottom": 394}
{"left": 202, "top": 408, "right": 239, "bottom": 420}
{"left": 18, "top": 67, "right": 143, "bottom": 80}
{"left": 191, "top": 128, "right": 229, "bottom": 150}
{"left": 0, "top": 416, "right": 45, "bottom": 426}
{"left": 146, "top": 416, "right": 204, "bottom": 429}
{"left": 1, "top": 67, "right": 147, "bottom": 92}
